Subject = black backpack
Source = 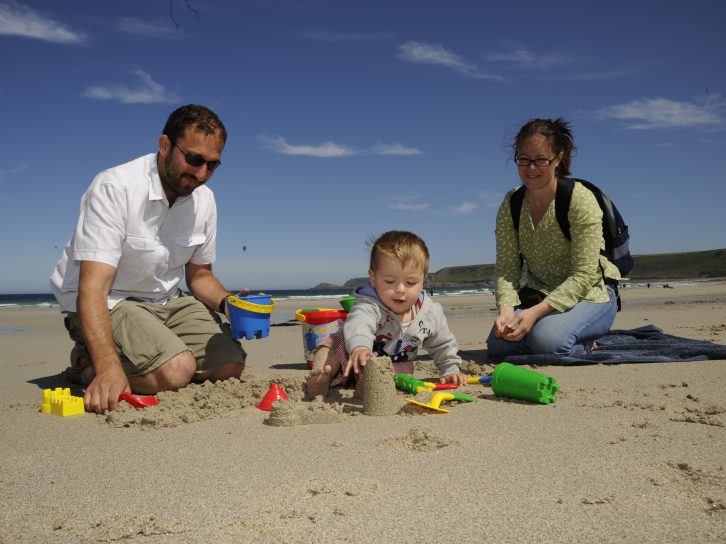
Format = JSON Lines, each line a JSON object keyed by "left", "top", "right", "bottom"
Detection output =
{"left": 509, "top": 178, "right": 633, "bottom": 304}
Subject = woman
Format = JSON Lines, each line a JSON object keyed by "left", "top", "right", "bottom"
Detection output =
{"left": 487, "top": 118, "right": 620, "bottom": 359}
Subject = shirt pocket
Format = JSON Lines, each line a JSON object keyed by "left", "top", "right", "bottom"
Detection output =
{"left": 169, "top": 233, "right": 207, "bottom": 269}
{"left": 122, "top": 235, "right": 161, "bottom": 279}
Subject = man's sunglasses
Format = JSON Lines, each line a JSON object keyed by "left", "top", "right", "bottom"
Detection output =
{"left": 173, "top": 142, "right": 221, "bottom": 172}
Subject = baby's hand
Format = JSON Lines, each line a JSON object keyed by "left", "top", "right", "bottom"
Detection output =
{"left": 344, "top": 347, "right": 373, "bottom": 376}
{"left": 440, "top": 372, "right": 467, "bottom": 386}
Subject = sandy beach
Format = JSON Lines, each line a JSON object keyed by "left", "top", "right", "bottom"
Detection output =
{"left": 1, "top": 283, "right": 725, "bottom": 543}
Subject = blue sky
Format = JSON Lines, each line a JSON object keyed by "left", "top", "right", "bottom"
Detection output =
{"left": 1, "top": 0, "right": 725, "bottom": 292}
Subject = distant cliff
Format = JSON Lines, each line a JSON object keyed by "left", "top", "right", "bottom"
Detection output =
{"left": 626, "top": 248, "right": 726, "bottom": 280}
{"left": 311, "top": 248, "right": 726, "bottom": 290}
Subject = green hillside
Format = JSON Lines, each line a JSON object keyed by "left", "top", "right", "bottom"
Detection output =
{"left": 318, "top": 248, "right": 726, "bottom": 289}
{"left": 426, "top": 248, "right": 726, "bottom": 286}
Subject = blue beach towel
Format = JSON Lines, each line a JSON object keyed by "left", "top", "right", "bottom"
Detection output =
{"left": 488, "top": 325, "right": 726, "bottom": 365}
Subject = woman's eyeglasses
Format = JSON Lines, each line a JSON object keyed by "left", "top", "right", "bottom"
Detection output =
{"left": 173, "top": 142, "right": 221, "bottom": 172}
{"left": 514, "top": 157, "right": 556, "bottom": 167}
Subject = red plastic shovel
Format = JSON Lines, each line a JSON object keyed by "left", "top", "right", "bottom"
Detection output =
{"left": 118, "top": 391, "right": 159, "bottom": 408}
{"left": 432, "top": 383, "right": 459, "bottom": 390}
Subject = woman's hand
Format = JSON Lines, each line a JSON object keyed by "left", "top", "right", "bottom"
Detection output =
{"left": 499, "top": 303, "right": 554, "bottom": 342}
{"left": 494, "top": 307, "right": 516, "bottom": 338}
{"left": 499, "top": 310, "right": 535, "bottom": 342}
{"left": 344, "top": 346, "right": 373, "bottom": 376}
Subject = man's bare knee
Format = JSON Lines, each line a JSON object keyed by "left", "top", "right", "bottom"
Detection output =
{"left": 194, "top": 362, "right": 243, "bottom": 383}
{"left": 158, "top": 351, "right": 197, "bottom": 387}
{"left": 130, "top": 351, "right": 196, "bottom": 394}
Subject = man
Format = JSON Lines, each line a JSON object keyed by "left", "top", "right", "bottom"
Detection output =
{"left": 50, "top": 104, "right": 245, "bottom": 414}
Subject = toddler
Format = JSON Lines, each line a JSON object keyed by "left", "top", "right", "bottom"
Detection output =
{"left": 306, "top": 231, "right": 467, "bottom": 398}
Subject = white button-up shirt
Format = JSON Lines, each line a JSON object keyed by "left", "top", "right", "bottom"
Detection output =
{"left": 51, "top": 154, "right": 217, "bottom": 312}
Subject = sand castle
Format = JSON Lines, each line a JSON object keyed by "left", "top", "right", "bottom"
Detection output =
{"left": 362, "top": 356, "right": 406, "bottom": 416}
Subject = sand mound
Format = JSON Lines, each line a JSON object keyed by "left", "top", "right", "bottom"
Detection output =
{"left": 268, "top": 398, "right": 345, "bottom": 426}
{"left": 383, "top": 426, "right": 459, "bottom": 452}
{"left": 103, "top": 375, "right": 305, "bottom": 428}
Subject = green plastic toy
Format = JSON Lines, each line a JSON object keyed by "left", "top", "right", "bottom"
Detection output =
{"left": 394, "top": 372, "right": 460, "bottom": 394}
{"left": 394, "top": 373, "right": 430, "bottom": 394}
{"left": 490, "top": 362, "right": 559, "bottom": 404}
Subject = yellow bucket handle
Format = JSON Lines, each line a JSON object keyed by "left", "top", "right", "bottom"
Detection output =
{"left": 227, "top": 295, "right": 276, "bottom": 314}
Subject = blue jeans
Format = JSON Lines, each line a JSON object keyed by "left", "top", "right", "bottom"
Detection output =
{"left": 487, "top": 286, "right": 618, "bottom": 358}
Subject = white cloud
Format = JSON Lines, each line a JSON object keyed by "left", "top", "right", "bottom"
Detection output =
{"left": 598, "top": 96, "right": 724, "bottom": 130}
{"left": 0, "top": 163, "right": 27, "bottom": 179}
{"left": 297, "top": 29, "right": 389, "bottom": 42}
{"left": 451, "top": 202, "right": 478, "bottom": 214}
{"left": 478, "top": 190, "right": 503, "bottom": 208}
{"left": 484, "top": 43, "right": 650, "bottom": 82}
{"left": 397, "top": 41, "right": 502, "bottom": 80}
{"left": 372, "top": 143, "right": 421, "bottom": 156}
{"left": 565, "top": 64, "right": 649, "bottom": 81}
{"left": 389, "top": 202, "right": 430, "bottom": 211}
{"left": 484, "top": 45, "right": 575, "bottom": 69}
{"left": 0, "top": 1, "right": 85, "bottom": 44}
{"left": 82, "top": 68, "right": 178, "bottom": 104}
{"left": 259, "top": 136, "right": 423, "bottom": 158}
{"left": 258, "top": 135, "right": 356, "bottom": 157}
{"left": 117, "top": 17, "right": 180, "bottom": 39}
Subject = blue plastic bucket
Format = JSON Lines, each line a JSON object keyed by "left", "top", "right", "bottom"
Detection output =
{"left": 227, "top": 294, "right": 275, "bottom": 340}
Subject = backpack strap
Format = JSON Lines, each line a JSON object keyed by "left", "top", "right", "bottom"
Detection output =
{"left": 509, "top": 185, "right": 525, "bottom": 232}
{"left": 509, "top": 179, "right": 574, "bottom": 240}
{"left": 554, "top": 178, "right": 575, "bottom": 240}
{"left": 508, "top": 186, "right": 526, "bottom": 270}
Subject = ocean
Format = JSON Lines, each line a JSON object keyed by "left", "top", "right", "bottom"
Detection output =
{"left": 0, "top": 286, "right": 495, "bottom": 309}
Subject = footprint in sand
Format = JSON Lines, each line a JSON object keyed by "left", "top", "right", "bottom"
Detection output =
{"left": 382, "top": 426, "right": 459, "bottom": 452}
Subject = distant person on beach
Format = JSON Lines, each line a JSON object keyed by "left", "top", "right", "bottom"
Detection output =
{"left": 50, "top": 104, "right": 246, "bottom": 413}
{"left": 487, "top": 118, "right": 620, "bottom": 359}
{"left": 307, "top": 231, "right": 467, "bottom": 398}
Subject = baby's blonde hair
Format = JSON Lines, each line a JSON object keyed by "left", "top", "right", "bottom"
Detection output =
{"left": 369, "top": 231, "right": 429, "bottom": 276}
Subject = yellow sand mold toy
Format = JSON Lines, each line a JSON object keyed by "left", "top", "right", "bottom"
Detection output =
{"left": 40, "top": 388, "right": 84, "bottom": 417}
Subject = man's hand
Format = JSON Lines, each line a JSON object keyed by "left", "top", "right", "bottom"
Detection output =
{"left": 222, "top": 289, "right": 250, "bottom": 318}
{"left": 78, "top": 260, "right": 128, "bottom": 413}
{"left": 344, "top": 346, "right": 374, "bottom": 376}
{"left": 186, "top": 262, "right": 239, "bottom": 314}
{"left": 84, "top": 365, "right": 130, "bottom": 414}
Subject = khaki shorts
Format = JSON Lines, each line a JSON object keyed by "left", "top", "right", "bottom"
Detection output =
{"left": 64, "top": 294, "right": 246, "bottom": 377}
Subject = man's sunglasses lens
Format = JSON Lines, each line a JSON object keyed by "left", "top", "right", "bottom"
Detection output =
{"left": 185, "top": 152, "right": 220, "bottom": 171}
